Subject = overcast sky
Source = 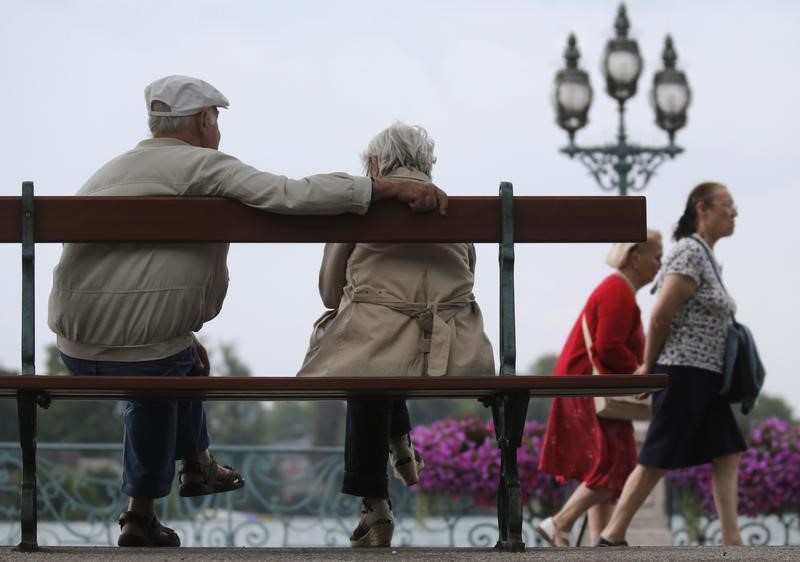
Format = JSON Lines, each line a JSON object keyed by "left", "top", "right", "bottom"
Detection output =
{"left": 1, "top": 0, "right": 798, "bottom": 411}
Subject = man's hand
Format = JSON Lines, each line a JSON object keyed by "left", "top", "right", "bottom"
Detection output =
{"left": 373, "top": 177, "right": 448, "bottom": 215}
{"left": 189, "top": 338, "right": 211, "bottom": 377}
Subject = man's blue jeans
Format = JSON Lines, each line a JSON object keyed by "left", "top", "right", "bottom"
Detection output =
{"left": 61, "top": 346, "right": 210, "bottom": 499}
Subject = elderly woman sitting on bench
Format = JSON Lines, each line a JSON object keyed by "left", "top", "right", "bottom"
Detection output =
{"left": 298, "top": 121, "right": 495, "bottom": 548}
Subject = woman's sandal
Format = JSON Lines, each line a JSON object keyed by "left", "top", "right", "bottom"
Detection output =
{"left": 117, "top": 510, "right": 180, "bottom": 547}
{"left": 389, "top": 434, "right": 425, "bottom": 486}
{"left": 535, "top": 516, "right": 571, "bottom": 547}
{"left": 178, "top": 455, "right": 245, "bottom": 497}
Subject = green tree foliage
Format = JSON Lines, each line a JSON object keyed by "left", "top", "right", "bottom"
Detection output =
{"left": 409, "top": 353, "right": 561, "bottom": 428}
{"left": 735, "top": 392, "right": 796, "bottom": 433}
{"left": 217, "top": 343, "right": 251, "bottom": 376}
{"left": 266, "top": 401, "right": 315, "bottom": 444}
{"left": 0, "top": 342, "right": 323, "bottom": 448}
{"left": 408, "top": 399, "right": 490, "bottom": 427}
{"left": 0, "top": 345, "right": 122, "bottom": 443}
{"left": 38, "top": 344, "right": 121, "bottom": 443}
{"left": 204, "top": 342, "right": 274, "bottom": 445}
{"left": 20, "top": 344, "right": 795, "bottom": 453}
{"left": 0, "top": 363, "right": 18, "bottom": 441}
{"left": 527, "top": 353, "right": 558, "bottom": 376}
{"left": 524, "top": 353, "right": 557, "bottom": 423}
{"left": 749, "top": 393, "right": 794, "bottom": 421}
{"left": 312, "top": 401, "right": 344, "bottom": 446}
{"left": 205, "top": 342, "right": 316, "bottom": 445}
{"left": 45, "top": 345, "right": 67, "bottom": 377}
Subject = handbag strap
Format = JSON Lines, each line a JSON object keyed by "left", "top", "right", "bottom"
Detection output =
{"left": 687, "top": 234, "right": 727, "bottom": 293}
{"left": 581, "top": 314, "right": 600, "bottom": 376}
{"left": 687, "top": 234, "right": 736, "bottom": 321}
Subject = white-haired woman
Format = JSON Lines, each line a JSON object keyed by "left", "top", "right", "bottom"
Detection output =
{"left": 298, "top": 122, "right": 495, "bottom": 547}
{"left": 536, "top": 231, "right": 662, "bottom": 547}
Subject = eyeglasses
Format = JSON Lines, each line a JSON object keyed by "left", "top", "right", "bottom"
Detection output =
{"left": 710, "top": 199, "right": 737, "bottom": 212}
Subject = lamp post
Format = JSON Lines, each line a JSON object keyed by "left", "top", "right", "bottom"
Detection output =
{"left": 553, "top": 4, "right": 692, "bottom": 195}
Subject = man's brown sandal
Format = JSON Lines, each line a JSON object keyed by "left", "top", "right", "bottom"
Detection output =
{"left": 178, "top": 455, "right": 245, "bottom": 497}
{"left": 117, "top": 510, "right": 180, "bottom": 547}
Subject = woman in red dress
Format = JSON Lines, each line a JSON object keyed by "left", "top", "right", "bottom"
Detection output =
{"left": 536, "top": 230, "right": 662, "bottom": 547}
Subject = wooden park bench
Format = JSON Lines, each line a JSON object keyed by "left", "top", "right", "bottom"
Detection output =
{"left": 0, "top": 181, "right": 666, "bottom": 552}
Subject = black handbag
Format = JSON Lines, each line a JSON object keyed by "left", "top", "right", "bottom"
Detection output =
{"left": 690, "top": 236, "right": 765, "bottom": 414}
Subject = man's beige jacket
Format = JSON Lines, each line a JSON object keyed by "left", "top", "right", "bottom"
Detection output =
{"left": 49, "top": 137, "right": 371, "bottom": 361}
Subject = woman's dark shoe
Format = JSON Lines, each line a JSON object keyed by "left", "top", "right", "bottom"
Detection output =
{"left": 117, "top": 510, "right": 180, "bottom": 547}
{"left": 595, "top": 536, "right": 629, "bottom": 547}
{"left": 178, "top": 455, "right": 245, "bottom": 497}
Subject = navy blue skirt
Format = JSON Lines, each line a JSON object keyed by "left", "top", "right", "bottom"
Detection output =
{"left": 638, "top": 364, "right": 747, "bottom": 469}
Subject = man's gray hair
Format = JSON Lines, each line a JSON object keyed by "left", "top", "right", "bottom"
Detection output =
{"left": 362, "top": 122, "right": 437, "bottom": 177}
{"left": 148, "top": 101, "right": 217, "bottom": 136}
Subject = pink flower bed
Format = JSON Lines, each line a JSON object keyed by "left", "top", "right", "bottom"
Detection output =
{"left": 410, "top": 417, "right": 569, "bottom": 508}
{"left": 667, "top": 417, "right": 800, "bottom": 516}
{"left": 412, "top": 416, "right": 800, "bottom": 518}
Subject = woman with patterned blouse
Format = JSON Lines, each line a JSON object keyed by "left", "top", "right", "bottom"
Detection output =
{"left": 597, "top": 182, "right": 747, "bottom": 547}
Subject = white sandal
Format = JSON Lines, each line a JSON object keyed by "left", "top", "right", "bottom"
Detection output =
{"left": 536, "top": 516, "right": 571, "bottom": 547}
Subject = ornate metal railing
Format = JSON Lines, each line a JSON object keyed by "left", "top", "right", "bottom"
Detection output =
{"left": 0, "top": 442, "right": 555, "bottom": 547}
{"left": 669, "top": 514, "right": 800, "bottom": 546}
{"left": 667, "top": 485, "right": 800, "bottom": 546}
{"left": 5, "top": 443, "right": 797, "bottom": 547}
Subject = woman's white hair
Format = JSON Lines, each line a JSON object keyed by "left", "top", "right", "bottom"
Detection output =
{"left": 361, "top": 121, "right": 437, "bottom": 177}
{"left": 148, "top": 101, "right": 217, "bottom": 136}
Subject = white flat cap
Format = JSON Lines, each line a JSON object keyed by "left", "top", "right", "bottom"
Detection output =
{"left": 145, "top": 75, "right": 230, "bottom": 117}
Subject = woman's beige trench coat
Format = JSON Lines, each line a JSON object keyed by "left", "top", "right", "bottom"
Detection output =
{"left": 297, "top": 170, "right": 495, "bottom": 378}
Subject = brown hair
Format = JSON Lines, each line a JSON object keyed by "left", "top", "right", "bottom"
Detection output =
{"left": 673, "top": 182, "right": 725, "bottom": 241}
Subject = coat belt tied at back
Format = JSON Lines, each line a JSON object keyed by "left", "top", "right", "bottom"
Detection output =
{"left": 348, "top": 286, "right": 475, "bottom": 376}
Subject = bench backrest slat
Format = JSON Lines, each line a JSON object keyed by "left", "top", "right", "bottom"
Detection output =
{"left": 0, "top": 195, "right": 645, "bottom": 243}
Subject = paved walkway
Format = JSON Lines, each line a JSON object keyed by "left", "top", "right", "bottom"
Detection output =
{"left": 1, "top": 546, "right": 799, "bottom": 562}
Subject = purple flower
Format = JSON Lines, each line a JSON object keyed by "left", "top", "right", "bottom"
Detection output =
{"left": 667, "top": 417, "right": 800, "bottom": 516}
{"left": 411, "top": 417, "right": 570, "bottom": 507}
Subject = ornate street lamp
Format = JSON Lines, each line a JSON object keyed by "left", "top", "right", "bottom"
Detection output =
{"left": 602, "top": 5, "right": 643, "bottom": 103}
{"left": 553, "top": 34, "right": 592, "bottom": 138}
{"left": 554, "top": 4, "right": 691, "bottom": 195}
{"left": 651, "top": 35, "right": 692, "bottom": 141}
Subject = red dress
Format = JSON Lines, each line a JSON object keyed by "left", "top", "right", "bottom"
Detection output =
{"left": 538, "top": 274, "right": 644, "bottom": 497}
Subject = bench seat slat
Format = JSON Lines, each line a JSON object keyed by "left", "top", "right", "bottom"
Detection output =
{"left": 0, "top": 374, "right": 667, "bottom": 401}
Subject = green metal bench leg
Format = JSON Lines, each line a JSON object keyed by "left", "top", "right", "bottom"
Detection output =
{"left": 15, "top": 181, "right": 39, "bottom": 552}
{"left": 15, "top": 391, "right": 39, "bottom": 552}
{"left": 498, "top": 182, "right": 516, "bottom": 378}
{"left": 487, "top": 182, "right": 528, "bottom": 552}
{"left": 491, "top": 181, "right": 528, "bottom": 550}
{"left": 490, "top": 392, "right": 529, "bottom": 551}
